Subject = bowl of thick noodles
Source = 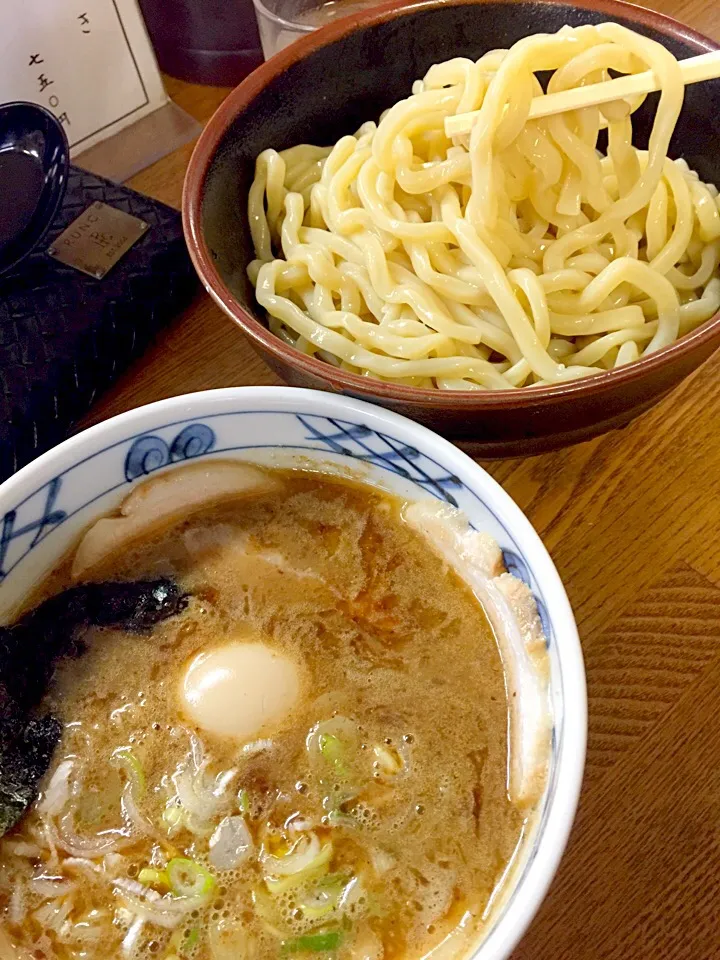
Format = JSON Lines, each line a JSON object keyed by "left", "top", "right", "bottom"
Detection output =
{"left": 0, "top": 386, "right": 584, "bottom": 960}
{"left": 183, "top": 0, "right": 720, "bottom": 456}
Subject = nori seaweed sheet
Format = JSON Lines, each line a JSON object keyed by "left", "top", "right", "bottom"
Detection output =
{"left": 0, "top": 578, "right": 188, "bottom": 835}
{"left": 0, "top": 716, "right": 62, "bottom": 836}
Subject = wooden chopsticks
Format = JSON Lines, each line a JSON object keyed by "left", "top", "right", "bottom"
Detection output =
{"left": 444, "top": 49, "right": 720, "bottom": 138}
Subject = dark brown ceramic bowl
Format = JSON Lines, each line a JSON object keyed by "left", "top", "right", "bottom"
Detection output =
{"left": 183, "top": 0, "right": 720, "bottom": 457}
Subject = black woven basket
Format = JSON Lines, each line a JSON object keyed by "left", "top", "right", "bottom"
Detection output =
{"left": 0, "top": 166, "right": 198, "bottom": 482}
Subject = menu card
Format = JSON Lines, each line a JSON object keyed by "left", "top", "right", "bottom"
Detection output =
{"left": 2, "top": 0, "right": 167, "bottom": 155}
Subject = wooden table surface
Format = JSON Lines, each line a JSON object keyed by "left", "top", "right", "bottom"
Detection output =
{"left": 84, "top": 4, "right": 720, "bottom": 956}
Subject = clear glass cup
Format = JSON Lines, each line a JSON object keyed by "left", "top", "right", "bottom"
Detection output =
{"left": 252, "top": 0, "right": 380, "bottom": 59}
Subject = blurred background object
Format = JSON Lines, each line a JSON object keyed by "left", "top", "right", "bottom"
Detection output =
{"left": 0, "top": 102, "right": 68, "bottom": 277}
{"left": 139, "top": 0, "right": 264, "bottom": 84}
{"left": 2, "top": 0, "right": 199, "bottom": 182}
{"left": 0, "top": 2, "right": 200, "bottom": 476}
{"left": 252, "top": 0, "right": 383, "bottom": 58}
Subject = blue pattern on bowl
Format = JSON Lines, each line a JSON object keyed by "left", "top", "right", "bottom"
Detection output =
{"left": 0, "top": 477, "right": 66, "bottom": 584}
{"left": 0, "top": 412, "right": 552, "bottom": 655}
{"left": 297, "top": 415, "right": 463, "bottom": 506}
{"left": 125, "top": 423, "right": 217, "bottom": 481}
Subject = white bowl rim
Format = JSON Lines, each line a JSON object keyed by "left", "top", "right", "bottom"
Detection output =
{"left": 0, "top": 386, "right": 586, "bottom": 960}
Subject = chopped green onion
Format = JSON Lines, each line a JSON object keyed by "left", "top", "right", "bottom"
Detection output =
{"left": 167, "top": 858, "right": 216, "bottom": 898}
{"left": 252, "top": 886, "right": 287, "bottom": 935}
{"left": 326, "top": 810, "right": 355, "bottom": 828}
{"left": 163, "top": 805, "right": 183, "bottom": 829}
{"left": 319, "top": 734, "right": 349, "bottom": 777}
{"left": 265, "top": 842, "right": 334, "bottom": 895}
{"left": 299, "top": 874, "right": 348, "bottom": 919}
{"left": 299, "top": 901, "right": 336, "bottom": 921}
{"left": 165, "top": 928, "right": 184, "bottom": 958}
{"left": 138, "top": 867, "right": 170, "bottom": 890}
{"left": 281, "top": 930, "right": 343, "bottom": 954}
{"left": 319, "top": 735, "right": 343, "bottom": 762}
{"left": 317, "top": 872, "right": 350, "bottom": 890}
{"left": 181, "top": 928, "right": 200, "bottom": 955}
{"left": 238, "top": 789, "right": 250, "bottom": 815}
{"left": 112, "top": 748, "right": 146, "bottom": 794}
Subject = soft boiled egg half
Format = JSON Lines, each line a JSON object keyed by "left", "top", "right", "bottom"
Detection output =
{"left": 180, "top": 641, "right": 300, "bottom": 739}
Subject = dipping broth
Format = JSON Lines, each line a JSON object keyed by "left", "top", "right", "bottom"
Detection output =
{"left": 0, "top": 465, "right": 548, "bottom": 960}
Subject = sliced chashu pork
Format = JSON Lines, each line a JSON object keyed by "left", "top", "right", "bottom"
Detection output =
{"left": 72, "top": 462, "right": 281, "bottom": 580}
{"left": 403, "top": 501, "right": 551, "bottom": 807}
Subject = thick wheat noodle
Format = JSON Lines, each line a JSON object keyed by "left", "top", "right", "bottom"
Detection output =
{"left": 247, "top": 22, "right": 720, "bottom": 389}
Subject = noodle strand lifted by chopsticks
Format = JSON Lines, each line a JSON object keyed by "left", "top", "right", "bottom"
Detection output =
{"left": 247, "top": 22, "right": 720, "bottom": 389}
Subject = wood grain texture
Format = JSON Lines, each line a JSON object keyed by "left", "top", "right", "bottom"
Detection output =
{"left": 514, "top": 564, "right": 720, "bottom": 960}
{"left": 78, "top": 3, "right": 720, "bottom": 956}
{"left": 583, "top": 562, "right": 720, "bottom": 784}
{"left": 485, "top": 348, "right": 720, "bottom": 638}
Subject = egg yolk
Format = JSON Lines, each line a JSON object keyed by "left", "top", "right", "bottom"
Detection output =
{"left": 181, "top": 642, "right": 300, "bottom": 739}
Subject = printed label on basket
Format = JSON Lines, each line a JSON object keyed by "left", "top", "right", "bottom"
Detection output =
{"left": 48, "top": 201, "right": 150, "bottom": 279}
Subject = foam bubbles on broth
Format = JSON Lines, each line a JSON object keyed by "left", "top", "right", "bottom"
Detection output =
{"left": 0, "top": 467, "right": 538, "bottom": 960}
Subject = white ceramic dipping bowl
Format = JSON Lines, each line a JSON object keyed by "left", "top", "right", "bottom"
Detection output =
{"left": 0, "top": 386, "right": 586, "bottom": 960}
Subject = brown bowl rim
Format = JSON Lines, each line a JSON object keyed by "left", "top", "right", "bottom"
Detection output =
{"left": 183, "top": 0, "right": 720, "bottom": 410}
